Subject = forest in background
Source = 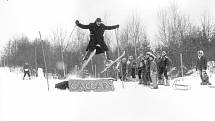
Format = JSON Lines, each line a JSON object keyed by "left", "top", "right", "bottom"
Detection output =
{"left": 1, "top": 2, "right": 215, "bottom": 78}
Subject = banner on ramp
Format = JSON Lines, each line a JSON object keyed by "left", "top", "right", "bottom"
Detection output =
{"left": 68, "top": 78, "right": 115, "bottom": 92}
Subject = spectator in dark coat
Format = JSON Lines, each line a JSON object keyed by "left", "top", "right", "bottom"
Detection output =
{"left": 155, "top": 51, "right": 164, "bottom": 85}
{"left": 196, "top": 50, "right": 208, "bottom": 83}
{"left": 23, "top": 62, "right": 31, "bottom": 80}
{"left": 75, "top": 18, "right": 119, "bottom": 64}
{"left": 137, "top": 53, "right": 146, "bottom": 84}
{"left": 158, "top": 51, "right": 171, "bottom": 86}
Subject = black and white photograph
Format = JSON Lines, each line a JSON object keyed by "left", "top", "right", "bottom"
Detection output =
{"left": 1, "top": 0, "right": 215, "bottom": 121}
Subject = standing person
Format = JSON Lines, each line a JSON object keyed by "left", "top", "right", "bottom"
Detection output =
{"left": 158, "top": 51, "right": 171, "bottom": 86}
{"left": 145, "top": 52, "right": 152, "bottom": 85}
{"left": 116, "top": 58, "right": 127, "bottom": 81}
{"left": 149, "top": 54, "right": 158, "bottom": 89}
{"left": 156, "top": 51, "right": 164, "bottom": 85}
{"left": 131, "top": 59, "right": 137, "bottom": 80}
{"left": 75, "top": 18, "right": 119, "bottom": 64}
{"left": 137, "top": 53, "right": 145, "bottom": 84}
{"left": 127, "top": 55, "right": 136, "bottom": 80}
{"left": 142, "top": 57, "right": 147, "bottom": 85}
{"left": 23, "top": 62, "right": 31, "bottom": 80}
{"left": 196, "top": 50, "right": 209, "bottom": 85}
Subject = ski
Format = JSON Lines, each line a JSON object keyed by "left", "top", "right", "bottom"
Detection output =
{"left": 100, "top": 51, "right": 125, "bottom": 74}
{"left": 79, "top": 49, "right": 96, "bottom": 72}
{"left": 208, "top": 85, "right": 215, "bottom": 88}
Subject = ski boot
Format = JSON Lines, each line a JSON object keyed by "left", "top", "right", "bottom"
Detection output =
{"left": 105, "top": 59, "right": 113, "bottom": 67}
{"left": 207, "top": 82, "right": 212, "bottom": 85}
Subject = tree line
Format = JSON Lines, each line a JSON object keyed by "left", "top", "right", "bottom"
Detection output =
{"left": 1, "top": 2, "right": 215, "bottom": 78}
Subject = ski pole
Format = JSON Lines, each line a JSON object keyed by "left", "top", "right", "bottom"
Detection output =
{"left": 39, "top": 31, "right": 50, "bottom": 91}
{"left": 115, "top": 29, "right": 124, "bottom": 88}
{"left": 69, "top": 25, "right": 76, "bottom": 38}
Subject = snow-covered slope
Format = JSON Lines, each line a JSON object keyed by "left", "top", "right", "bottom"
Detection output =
{"left": 1, "top": 67, "right": 215, "bottom": 121}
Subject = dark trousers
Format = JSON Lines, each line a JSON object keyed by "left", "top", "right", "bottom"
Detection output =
{"left": 138, "top": 67, "right": 144, "bottom": 84}
{"left": 158, "top": 67, "right": 168, "bottom": 80}
{"left": 145, "top": 71, "right": 152, "bottom": 85}
{"left": 198, "top": 69, "right": 203, "bottom": 81}
{"left": 23, "top": 71, "right": 30, "bottom": 78}
{"left": 131, "top": 68, "right": 136, "bottom": 79}
{"left": 138, "top": 67, "right": 143, "bottom": 79}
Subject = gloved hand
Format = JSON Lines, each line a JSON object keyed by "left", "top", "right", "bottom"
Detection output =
{"left": 75, "top": 20, "right": 79, "bottom": 25}
{"left": 116, "top": 24, "right": 120, "bottom": 28}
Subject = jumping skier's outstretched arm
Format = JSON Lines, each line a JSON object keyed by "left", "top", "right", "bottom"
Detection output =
{"left": 75, "top": 20, "right": 90, "bottom": 29}
{"left": 103, "top": 24, "right": 119, "bottom": 30}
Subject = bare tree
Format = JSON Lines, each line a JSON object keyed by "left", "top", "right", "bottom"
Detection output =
{"left": 120, "top": 13, "right": 149, "bottom": 58}
{"left": 157, "top": 1, "right": 191, "bottom": 48}
{"left": 51, "top": 27, "right": 69, "bottom": 77}
{"left": 200, "top": 11, "right": 214, "bottom": 42}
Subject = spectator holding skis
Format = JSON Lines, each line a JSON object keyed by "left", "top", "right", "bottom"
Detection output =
{"left": 149, "top": 54, "right": 158, "bottom": 89}
{"left": 196, "top": 50, "right": 209, "bottom": 85}
{"left": 158, "top": 51, "right": 171, "bottom": 86}
{"left": 116, "top": 58, "right": 127, "bottom": 81}
{"left": 23, "top": 62, "right": 31, "bottom": 80}
{"left": 75, "top": 18, "right": 119, "bottom": 65}
{"left": 145, "top": 52, "right": 152, "bottom": 85}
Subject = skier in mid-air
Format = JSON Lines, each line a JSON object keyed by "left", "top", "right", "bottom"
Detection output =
{"left": 75, "top": 18, "right": 119, "bottom": 65}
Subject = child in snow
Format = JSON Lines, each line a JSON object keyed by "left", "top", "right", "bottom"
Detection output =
{"left": 23, "top": 62, "right": 31, "bottom": 80}
{"left": 201, "top": 70, "right": 211, "bottom": 85}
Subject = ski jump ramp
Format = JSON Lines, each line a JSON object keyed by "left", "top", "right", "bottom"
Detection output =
{"left": 68, "top": 78, "right": 116, "bottom": 92}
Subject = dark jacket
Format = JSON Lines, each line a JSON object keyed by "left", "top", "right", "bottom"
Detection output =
{"left": 145, "top": 58, "right": 151, "bottom": 73}
{"left": 117, "top": 61, "right": 127, "bottom": 74}
{"left": 158, "top": 56, "right": 171, "bottom": 69}
{"left": 23, "top": 64, "right": 30, "bottom": 71}
{"left": 156, "top": 57, "right": 162, "bottom": 70}
{"left": 196, "top": 56, "right": 207, "bottom": 70}
{"left": 76, "top": 22, "right": 118, "bottom": 54}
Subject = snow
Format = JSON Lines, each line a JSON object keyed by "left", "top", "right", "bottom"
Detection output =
{"left": 1, "top": 67, "right": 215, "bottom": 121}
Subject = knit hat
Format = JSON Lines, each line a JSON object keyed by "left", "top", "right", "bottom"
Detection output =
{"left": 198, "top": 50, "right": 204, "bottom": 55}
{"left": 95, "top": 18, "right": 102, "bottom": 22}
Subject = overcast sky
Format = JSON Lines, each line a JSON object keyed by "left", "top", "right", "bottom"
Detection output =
{"left": 0, "top": 0, "right": 215, "bottom": 52}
